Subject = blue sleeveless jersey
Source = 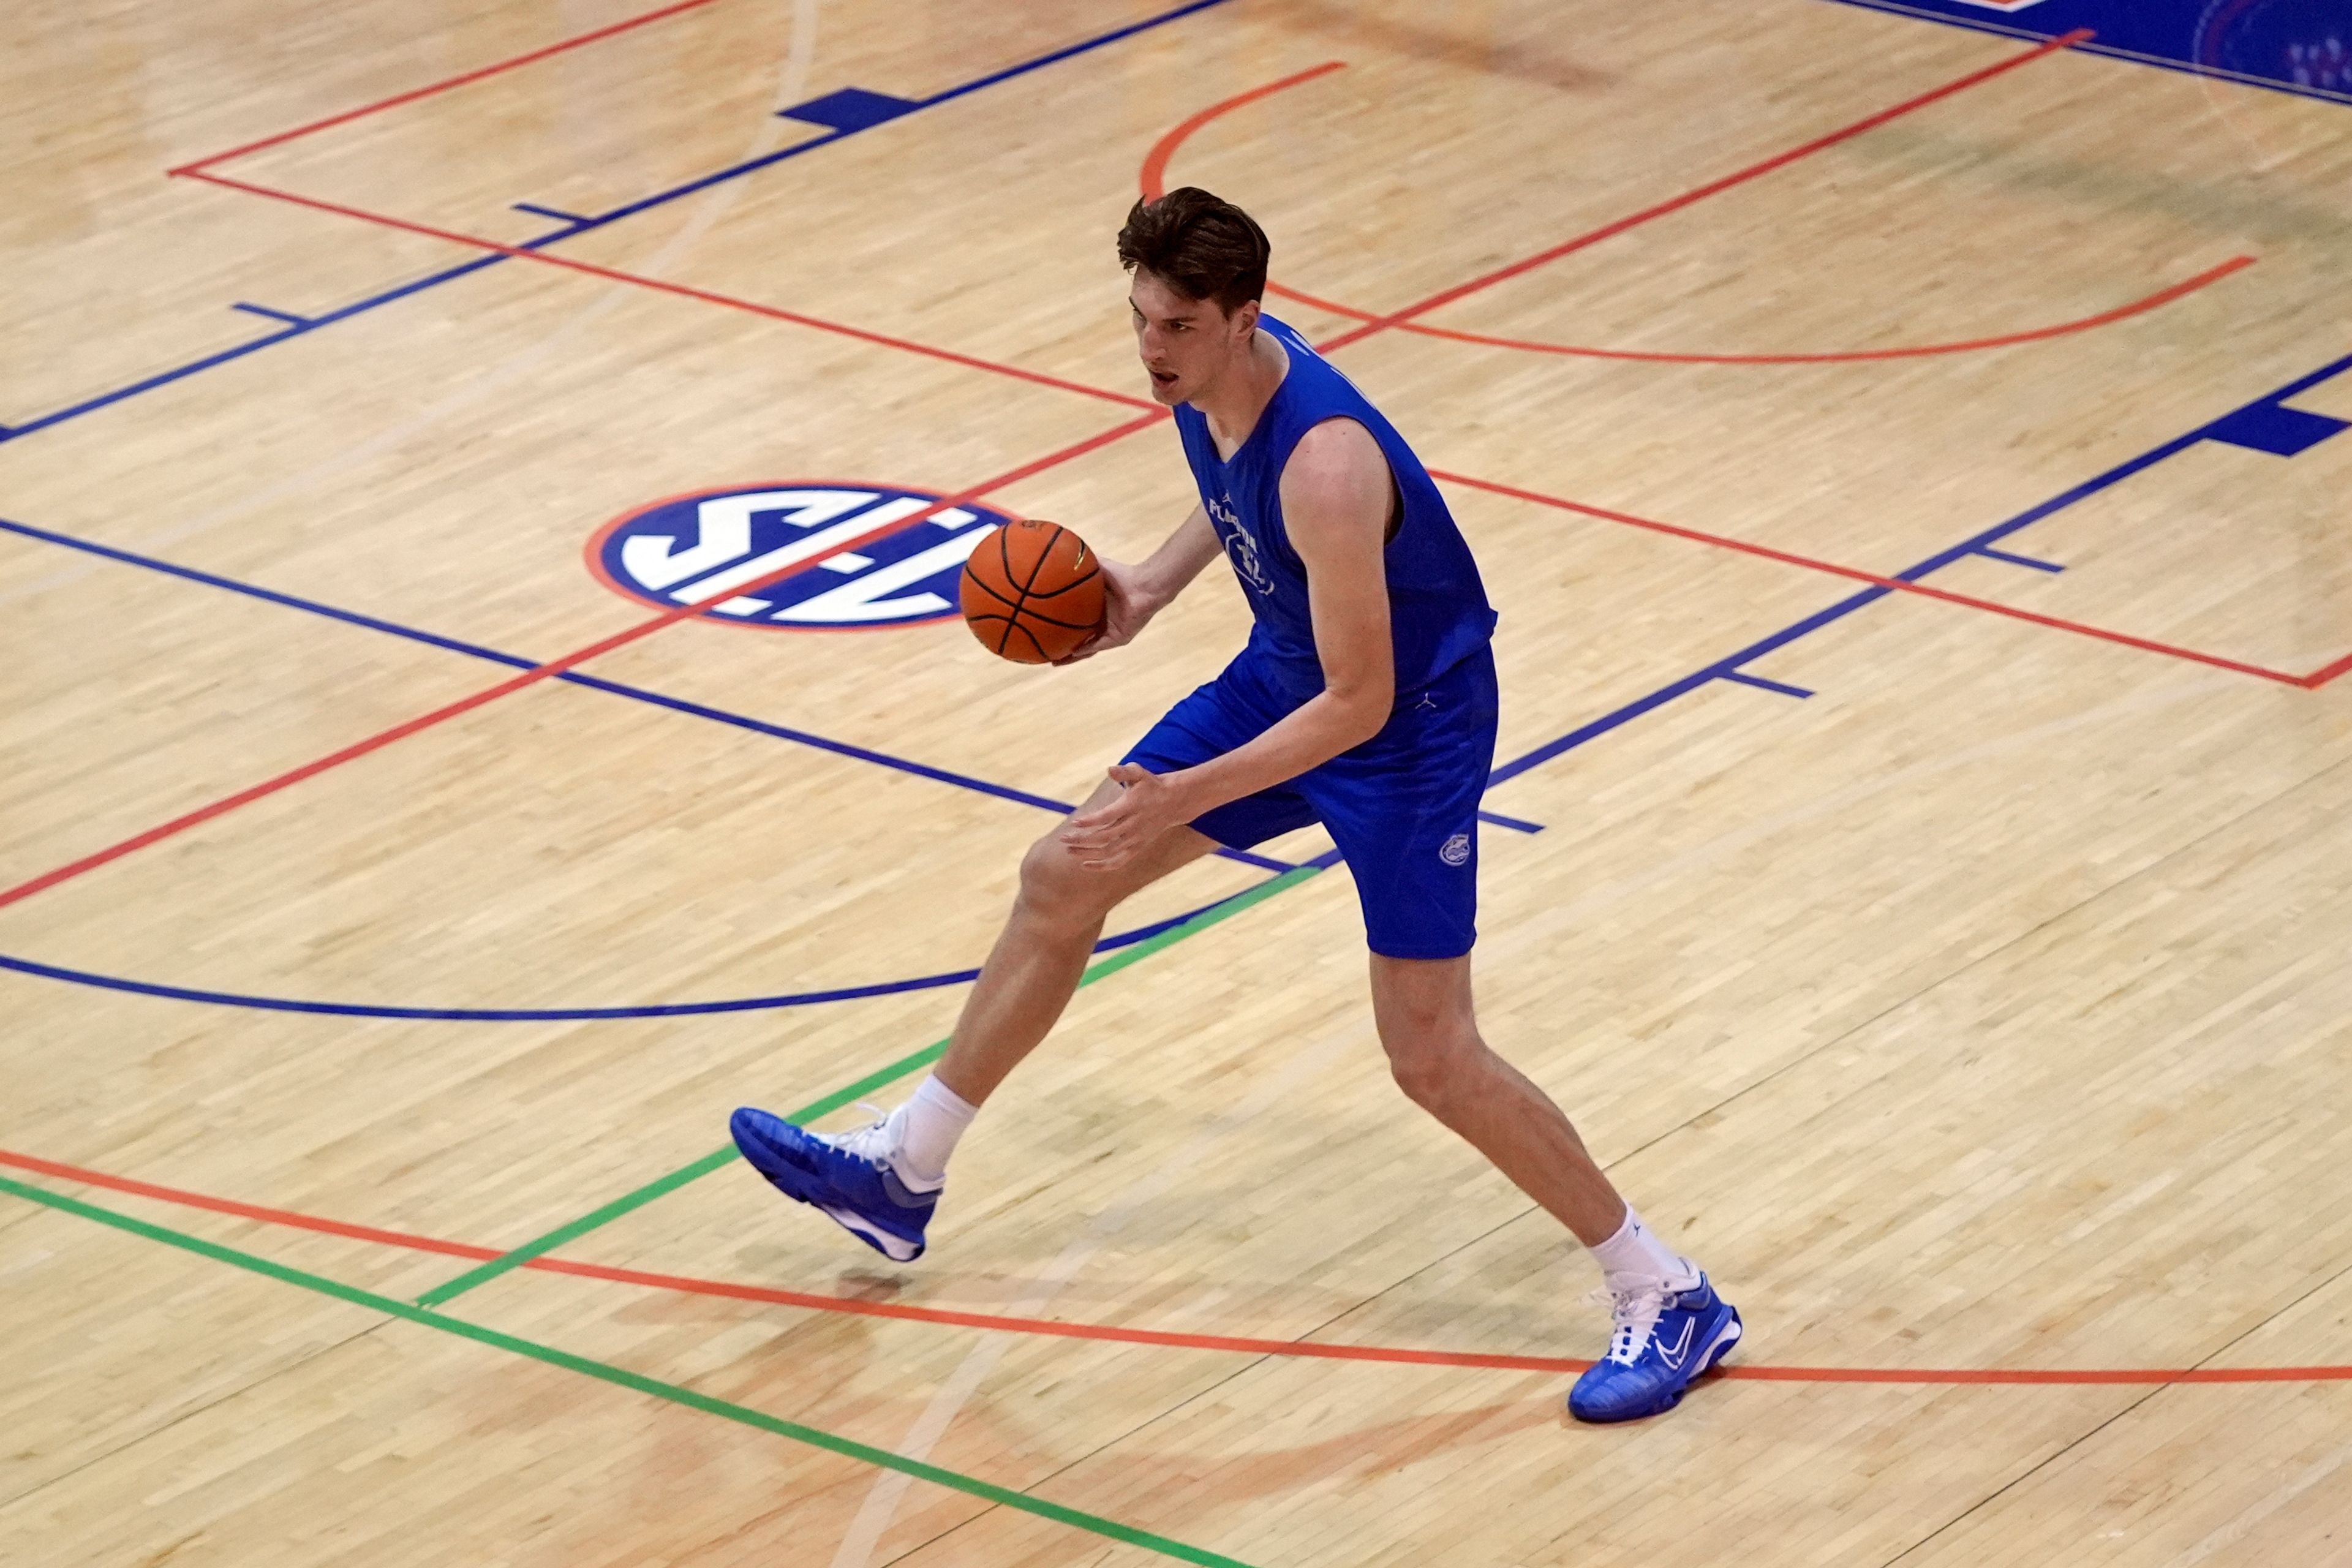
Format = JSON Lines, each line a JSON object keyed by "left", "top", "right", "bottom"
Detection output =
{"left": 1173, "top": 315, "right": 1496, "bottom": 706}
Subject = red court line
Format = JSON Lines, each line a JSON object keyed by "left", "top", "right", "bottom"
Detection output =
{"left": 178, "top": 169, "right": 1159, "bottom": 414}
{"left": 6, "top": 1146, "right": 2344, "bottom": 1387}
{"left": 188, "top": 141, "right": 2291, "bottom": 687}
{"left": 0, "top": 24, "right": 2216, "bottom": 916}
{"left": 1147, "top": 37, "right": 2226, "bottom": 369}
{"left": 1433, "top": 468, "right": 2306, "bottom": 687}
{"left": 1311, "top": 28, "right": 2096, "bottom": 353}
{"left": 1135, "top": 59, "right": 1348, "bottom": 197}
{"left": 1268, "top": 258, "right": 2256, "bottom": 365}
{"left": 0, "top": 1148, "right": 495, "bottom": 1260}
{"left": 171, "top": 0, "right": 731, "bottom": 175}
{"left": 0, "top": 405, "right": 1166, "bottom": 915}
{"left": 2299, "top": 648, "right": 2352, "bottom": 689}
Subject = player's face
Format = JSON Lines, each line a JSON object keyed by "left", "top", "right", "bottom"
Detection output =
{"left": 1129, "top": 270, "right": 1254, "bottom": 406}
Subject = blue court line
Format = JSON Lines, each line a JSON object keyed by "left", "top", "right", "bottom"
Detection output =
{"left": 510, "top": 202, "right": 589, "bottom": 227}
{"left": 1, "top": 254, "right": 508, "bottom": 445}
{"left": 1976, "top": 546, "right": 2064, "bottom": 574}
{"left": 20, "top": 352, "right": 2346, "bottom": 1016}
{"left": 0, "top": 0, "right": 1234, "bottom": 447}
{"left": 1476, "top": 809, "right": 1545, "bottom": 834}
{"left": 0, "top": 884, "right": 1256, "bottom": 1021}
{"left": 919, "top": 0, "right": 1229, "bottom": 110}
{"left": 1817, "top": 0, "right": 2352, "bottom": 112}
{"left": 230, "top": 302, "right": 311, "bottom": 327}
{"left": 1721, "top": 669, "right": 1814, "bottom": 699}
{"left": 0, "top": 514, "right": 1292, "bottom": 876}
{"left": 1488, "top": 349, "right": 2352, "bottom": 788}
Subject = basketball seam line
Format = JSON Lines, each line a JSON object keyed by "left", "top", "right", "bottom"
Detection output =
{"left": 1025, "top": 562, "right": 1102, "bottom": 602}
{"left": 960, "top": 567, "right": 1027, "bottom": 615}
{"left": 990, "top": 528, "right": 1022, "bottom": 655}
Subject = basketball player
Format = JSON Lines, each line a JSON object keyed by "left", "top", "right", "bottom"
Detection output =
{"left": 731, "top": 189, "right": 1741, "bottom": 1422}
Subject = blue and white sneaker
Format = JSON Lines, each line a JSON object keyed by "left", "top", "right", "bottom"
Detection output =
{"left": 1567, "top": 1272, "right": 1742, "bottom": 1423}
{"left": 729, "top": 1106, "right": 940, "bottom": 1262}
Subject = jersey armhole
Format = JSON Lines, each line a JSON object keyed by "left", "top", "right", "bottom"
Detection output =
{"left": 1290, "top": 414, "right": 1404, "bottom": 545}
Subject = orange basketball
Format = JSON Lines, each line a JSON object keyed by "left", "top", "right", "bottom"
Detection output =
{"left": 959, "top": 519, "right": 1105, "bottom": 664}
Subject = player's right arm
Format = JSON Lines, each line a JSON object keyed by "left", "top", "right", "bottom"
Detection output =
{"left": 1055, "top": 503, "right": 1223, "bottom": 664}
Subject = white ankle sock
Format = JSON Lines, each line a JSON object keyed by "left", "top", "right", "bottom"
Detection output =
{"left": 1588, "top": 1204, "right": 1698, "bottom": 1289}
{"left": 883, "top": 1075, "right": 979, "bottom": 1187}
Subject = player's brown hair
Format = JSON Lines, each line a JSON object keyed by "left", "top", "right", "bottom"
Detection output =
{"left": 1117, "top": 188, "right": 1270, "bottom": 314}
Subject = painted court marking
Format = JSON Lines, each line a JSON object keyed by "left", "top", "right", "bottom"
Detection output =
{"left": 0, "top": 33, "right": 2059, "bottom": 915}
{"left": 1141, "top": 56, "right": 2256, "bottom": 366}
{"left": 167, "top": 0, "right": 737, "bottom": 175}
{"left": 1305, "top": 29, "right": 2092, "bottom": 355}
{"left": 0, "top": 877, "right": 1265, "bottom": 1022}
{"left": 1423, "top": 468, "right": 2312, "bottom": 686}
{"left": 0, "top": 0, "right": 1234, "bottom": 448}
{"left": 0, "top": 404, "right": 1169, "bottom": 917}
{"left": 9, "top": 4, "right": 2350, "bottom": 1544}
{"left": 7, "top": 1150, "right": 2346, "bottom": 1388}
{"left": 180, "top": 166, "right": 1161, "bottom": 413}
{"left": 8, "top": 26, "right": 2330, "bottom": 931}
{"left": 1268, "top": 260, "right": 2256, "bottom": 364}
{"left": 0, "top": 1174, "right": 1257, "bottom": 1568}
{"left": 410, "top": 864, "right": 1322, "bottom": 1305}
{"left": 9, "top": 24, "right": 2335, "bottom": 1310}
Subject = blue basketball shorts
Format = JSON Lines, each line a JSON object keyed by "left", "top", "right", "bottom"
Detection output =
{"left": 1122, "top": 644, "right": 1498, "bottom": 960}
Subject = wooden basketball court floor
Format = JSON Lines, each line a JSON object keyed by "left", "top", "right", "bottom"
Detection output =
{"left": 5, "top": 1, "right": 2351, "bottom": 1562}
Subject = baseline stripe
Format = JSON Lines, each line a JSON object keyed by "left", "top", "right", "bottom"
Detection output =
{"left": 412, "top": 864, "right": 1324, "bottom": 1305}
{"left": 0, "top": 1175, "right": 1259, "bottom": 1568}
{"left": 10, "top": 1150, "right": 2345, "bottom": 1387}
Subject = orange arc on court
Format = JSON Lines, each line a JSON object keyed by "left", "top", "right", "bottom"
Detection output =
{"left": 5, "top": 1146, "right": 2344, "bottom": 1388}
{"left": 1144, "top": 60, "right": 2255, "bottom": 366}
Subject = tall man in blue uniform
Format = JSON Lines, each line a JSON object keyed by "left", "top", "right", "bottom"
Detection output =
{"left": 731, "top": 189, "right": 1741, "bottom": 1422}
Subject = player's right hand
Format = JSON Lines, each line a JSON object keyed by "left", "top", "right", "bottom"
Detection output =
{"left": 1054, "top": 557, "right": 1159, "bottom": 665}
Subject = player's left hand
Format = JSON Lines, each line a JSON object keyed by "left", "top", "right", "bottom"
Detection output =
{"left": 1054, "top": 559, "right": 1158, "bottom": 666}
{"left": 1059, "top": 763, "right": 1193, "bottom": 870}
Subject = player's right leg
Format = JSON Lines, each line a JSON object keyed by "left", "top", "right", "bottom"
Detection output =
{"left": 933, "top": 782, "right": 1221, "bottom": 1106}
{"left": 729, "top": 777, "right": 1219, "bottom": 1261}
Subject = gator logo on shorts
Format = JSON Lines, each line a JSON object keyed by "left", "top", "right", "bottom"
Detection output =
{"left": 1439, "top": 833, "right": 1471, "bottom": 867}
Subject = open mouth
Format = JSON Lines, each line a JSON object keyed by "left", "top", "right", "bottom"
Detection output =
{"left": 1148, "top": 369, "right": 1177, "bottom": 388}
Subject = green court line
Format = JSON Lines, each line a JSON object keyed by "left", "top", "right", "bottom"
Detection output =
{"left": 416, "top": 864, "right": 1325, "bottom": 1307}
{"left": 0, "top": 1173, "right": 1257, "bottom": 1567}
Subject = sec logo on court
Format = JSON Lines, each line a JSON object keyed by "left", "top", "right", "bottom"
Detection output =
{"left": 587, "top": 482, "right": 1015, "bottom": 630}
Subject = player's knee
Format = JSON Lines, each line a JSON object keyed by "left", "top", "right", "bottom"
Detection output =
{"left": 1015, "top": 831, "right": 1118, "bottom": 927}
{"left": 1382, "top": 1030, "right": 1476, "bottom": 1113}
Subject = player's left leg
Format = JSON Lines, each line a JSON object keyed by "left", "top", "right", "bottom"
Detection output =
{"left": 1366, "top": 952, "right": 1623, "bottom": 1240}
{"left": 727, "top": 777, "right": 1219, "bottom": 1264}
{"left": 1368, "top": 954, "right": 1743, "bottom": 1422}
{"left": 731, "top": 657, "right": 1314, "bottom": 1264}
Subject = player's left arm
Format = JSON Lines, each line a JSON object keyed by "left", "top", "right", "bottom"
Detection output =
{"left": 1062, "top": 418, "right": 1395, "bottom": 869}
